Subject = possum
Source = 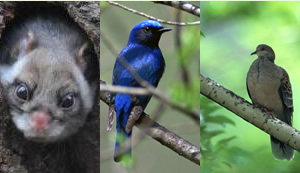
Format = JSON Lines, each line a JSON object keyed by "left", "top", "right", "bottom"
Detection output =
{"left": 0, "top": 6, "right": 99, "bottom": 143}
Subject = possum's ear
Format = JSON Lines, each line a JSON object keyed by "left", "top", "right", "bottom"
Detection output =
{"left": 11, "top": 31, "right": 36, "bottom": 59}
{"left": 75, "top": 42, "right": 92, "bottom": 71}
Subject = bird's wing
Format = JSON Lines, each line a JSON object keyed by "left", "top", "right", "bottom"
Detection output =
{"left": 113, "top": 46, "right": 165, "bottom": 88}
{"left": 278, "top": 67, "right": 293, "bottom": 125}
{"left": 246, "top": 80, "right": 252, "bottom": 101}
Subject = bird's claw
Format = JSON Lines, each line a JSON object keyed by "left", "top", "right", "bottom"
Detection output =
{"left": 253, "top": 104, "right": 276, "bottom": 118}
{"left": 125, "top": 106, "right": 143, "bottom": 133}
{"left": 107, "top": 105, "right": 115, "bottom": 131}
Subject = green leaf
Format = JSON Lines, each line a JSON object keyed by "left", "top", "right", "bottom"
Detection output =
{"left": 200, "top": 31, "right": 206, "bottom": 38}
{"left": 201, "top": 130, "right": 224, "bottom": 140}
{"left": 216, "top": 136, "right": 236, "bottom": 147}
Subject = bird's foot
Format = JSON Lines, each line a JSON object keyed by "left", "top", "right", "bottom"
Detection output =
{"left": 107, "top": 105, "right": 115, "bottom": 131}
{"left": 253, "top": 104, "right": 276, "bottom": 118}
{"left": 125, "top": 106, "right": 143, "bottom": 133}
{"left": 263, "top": 110, "right": 276, "bottom": 118}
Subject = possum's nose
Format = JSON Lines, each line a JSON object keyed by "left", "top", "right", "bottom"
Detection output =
{"left": 30, "top": 111, "right": 50, "bottom": 131}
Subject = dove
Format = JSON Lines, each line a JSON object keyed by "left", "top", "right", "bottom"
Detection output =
{"left": 247, "top": 44, "right": 294, "bottom": 160}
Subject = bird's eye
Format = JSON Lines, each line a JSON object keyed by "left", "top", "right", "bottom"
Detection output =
{"left": 261, "top": 48, "right": 265, "bottom": 51}
{"left": 143, "top": 26, "right": 151, "bottom": 33}
{"left": 60, "top": 93, "right": 75, "bottom": 109}
{"left": 15, "top": 83, "right": 30, "bottom": 101}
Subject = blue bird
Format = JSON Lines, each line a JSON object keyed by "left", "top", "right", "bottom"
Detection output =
{"left": 111, "top": 20, "right": 171, "bottom": 162}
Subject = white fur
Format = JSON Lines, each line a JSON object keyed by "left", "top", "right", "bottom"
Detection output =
{"left": 72, "top": 65, "right": 93, "bottom": 111}
{"left": 0, "top": 55, "right": 29, "bottom": 86}
{"left": 12, "top": 113, "right": 31, "bottom": 132}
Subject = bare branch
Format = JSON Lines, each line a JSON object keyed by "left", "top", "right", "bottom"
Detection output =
{"left": 100, "top": 84, "right": 152, "bottom": 96}
{"left": 100, "top": 82, "right": 200, "bottom": 165}
{"left": 200, "top": 73, "right": 300, "bottom": 152}
{"left": 106, "top": 1, "right": 200, "bottom": 26}
{"left": 100, "top": 81, "right": 200, "bottom": 124}
{"left": 136, "top": 115, "right": 200, "bottom": 165}
{"left": 154, "top": 1, "right": 200, "bottom": 17}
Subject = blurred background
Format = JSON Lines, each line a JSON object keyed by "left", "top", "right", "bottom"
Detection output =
{"left": 201, "top": 1, "right": 300, "bottom": 173}
{"left": 100, "top": 2, "right": 199, "bottom": 173}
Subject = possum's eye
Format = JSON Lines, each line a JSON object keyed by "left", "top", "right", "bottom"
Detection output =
{"left": 60, "top": 93, "right": 75, "bottom": 109}
{"left": 15, "top": 83, "right": 30, "bottom": 101}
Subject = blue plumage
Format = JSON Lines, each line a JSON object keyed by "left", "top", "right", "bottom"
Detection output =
{"left": 112, "top": 20, "right": 171, "bottom": 162}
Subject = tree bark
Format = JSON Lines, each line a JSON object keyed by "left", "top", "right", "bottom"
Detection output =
{"left": 0, "top": 2, "right": 100, "bottom": 173}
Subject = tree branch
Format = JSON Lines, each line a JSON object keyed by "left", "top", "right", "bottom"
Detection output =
{"left": 136, "top": 114, "right": 200, "bottom": 165}
{"left": 154, "top": 1, "right": 200, "bottom": 17}
{"left": 200, "top": 73, "right": 300, "bottom": 152}
{"left": 106, "top": 1, "right": 200, "bottom": 26}
{"left": 100, "top": 84, "right": 152, "bottom": 96}
{"left": 100, "top": 82, "right": 200, "bottom": 165}
{"left": 100, "top": 82, "right": 200, "bottom": 124}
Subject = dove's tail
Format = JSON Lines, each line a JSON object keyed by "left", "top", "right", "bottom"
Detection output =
{"left": 271, "top": 136, "right": 294, "bottom": 161}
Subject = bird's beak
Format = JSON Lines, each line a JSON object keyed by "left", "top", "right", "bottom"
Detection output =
{"left": 158, "top": 27, "right": 172, "bottom": 33}
{"left": 251, "top": 51, "right": 257, "bottom": 55}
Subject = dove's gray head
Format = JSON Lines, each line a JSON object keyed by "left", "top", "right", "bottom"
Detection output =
{"left": 251, "top": 44, "right": 275, "bottom": 62}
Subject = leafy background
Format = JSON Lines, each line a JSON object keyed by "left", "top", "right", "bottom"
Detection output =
{"left": 100, "top": 1, "right": 199, "bottom": 172}
{"left": 201, "top": 1, "right": 300, "bottom": 173}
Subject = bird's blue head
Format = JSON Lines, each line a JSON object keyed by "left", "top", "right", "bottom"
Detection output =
{"left": 128, "top": 20, "right": 171, "bottom": 47}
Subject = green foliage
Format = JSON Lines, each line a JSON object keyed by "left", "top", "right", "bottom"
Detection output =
{"left": 200, "top": 96, "right": 250, "bottom": 173}
{"left": 100, "top": 1, "right": 110, "bottom": 13}
{"left": 200, "top": 31, "right": 206, "bottom": 38}
{"left": 169, "top": 20, "right": 200, "bottom": 110}
{"left": 179, "top": 25, "right": 200, "bottom": 68}
{"left": 170, "top": 76, "right": 200, "bottom": 109}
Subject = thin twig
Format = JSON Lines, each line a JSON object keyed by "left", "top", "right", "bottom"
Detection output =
{"left": 106, "top": 1, "right": 200, "bottom": 26}
{"left": 100, "top": 84, "right": 152, "bottom": 96}
{"left": 154, "top": 1, "right": 200, "bottom": 17}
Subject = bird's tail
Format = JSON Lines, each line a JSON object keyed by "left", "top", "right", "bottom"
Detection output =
{"left": 114, "top": 124, "right": 132, "bottom": 162}
{"left": 271, "top": 136, "right": 294, "bottom": 161}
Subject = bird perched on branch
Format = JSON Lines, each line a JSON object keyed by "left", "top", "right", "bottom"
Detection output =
{"left": 110, "top": 20, "right": 171, "bottom": 162}
{"left": 247, "top": 44, "right": 294, "bottom": 160}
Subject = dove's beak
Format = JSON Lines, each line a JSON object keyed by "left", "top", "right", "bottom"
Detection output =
{"left": 251, "top": 51, "right": 257, "bottom": 55}
{"left": 158, "top": 27, "right": 172, "bottom": 33}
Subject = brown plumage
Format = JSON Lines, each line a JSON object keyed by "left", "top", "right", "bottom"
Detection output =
{"left": 247, "top": 44, "right": 294, "bottom": 160}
